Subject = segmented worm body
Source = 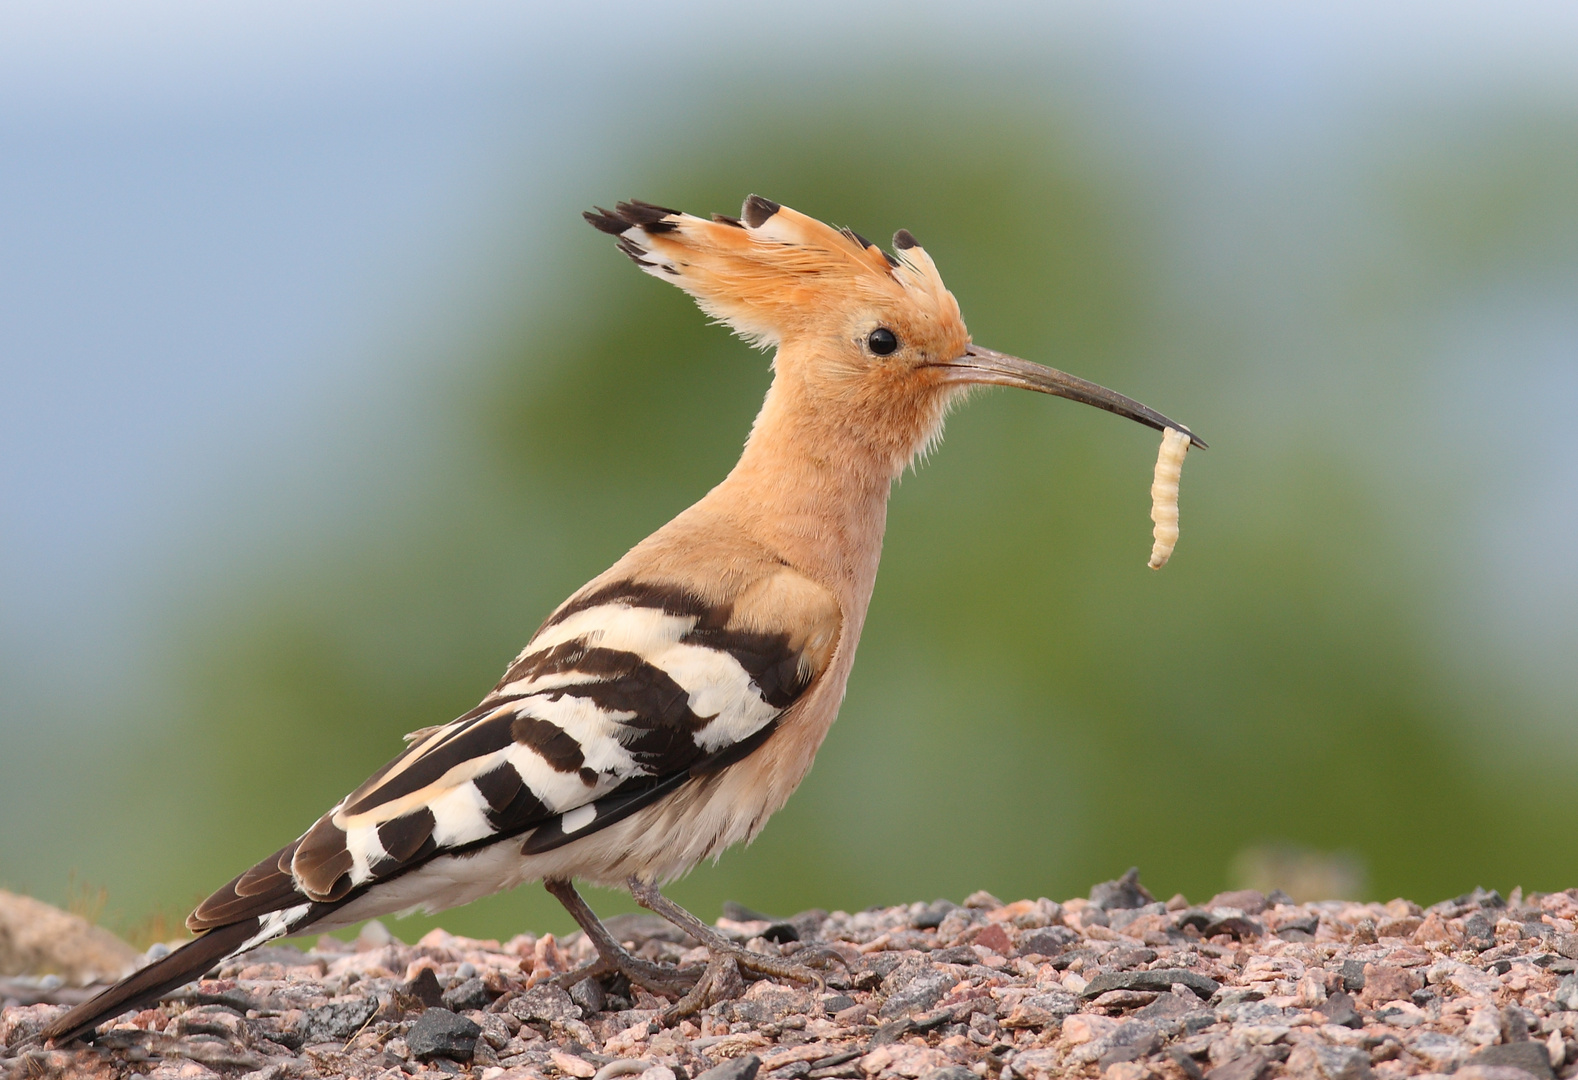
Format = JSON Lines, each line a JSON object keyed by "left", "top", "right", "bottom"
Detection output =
{"left": 1148, "top": 427, "right": 1190, "bottom": 569}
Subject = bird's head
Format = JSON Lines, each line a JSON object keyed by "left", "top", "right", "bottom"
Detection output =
{"left": 587, "top": 196, "right": 1202, "bottom": 475}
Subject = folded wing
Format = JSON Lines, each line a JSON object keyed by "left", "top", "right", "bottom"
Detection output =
{"left": 188, "top": 570, "right": 840, "bottom": 930}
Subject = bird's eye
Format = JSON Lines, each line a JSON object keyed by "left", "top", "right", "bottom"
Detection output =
{"left": 867, "top": 327, "right": 899, "bottom": 356}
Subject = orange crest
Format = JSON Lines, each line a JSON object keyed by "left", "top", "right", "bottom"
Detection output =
{"left": 585, "top": 195, "right": 963, "bottom": 352}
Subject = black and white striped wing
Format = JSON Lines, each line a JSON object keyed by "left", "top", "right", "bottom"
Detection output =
{"left": 189, "top": 575, "right": 839, "bottom": 928}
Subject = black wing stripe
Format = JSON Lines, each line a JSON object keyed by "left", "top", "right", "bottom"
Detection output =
{"left": 344, "top": 711, "right": 515, "bottom": 815}
{"left": 500, "top": 644, "right": 705, "bottom": 730}
{"left": 683, "top": 625, "right": 810, "bottom": 708}
{"left": 615, "top": 721, "right": 706, "bottom": 776}
{"left": 376, "top": 807, "right": 437, "bottom": 864}
{"left": 517, "top": 719, "right": 781, "bottom": 856}
{"left": 543, "top": 579, "right": 717, "bottom": 630}
{"left": 473, "top": 761, "right": 551, "bottom": 829}
{"left": 508, "top": 714, "right": 587, "bottom": 773}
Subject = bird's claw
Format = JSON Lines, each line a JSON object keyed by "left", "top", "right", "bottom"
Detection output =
{"left": 555, "top": 951, "right": 701, "bottom": 999}
{"left": 782, "top": 942, "right": 849, "bottom": 971}
{"left": 656, "top": 941, "right": 827, "bottom": 1025}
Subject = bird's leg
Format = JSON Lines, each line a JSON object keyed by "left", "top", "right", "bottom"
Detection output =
{"left": 544, "top": 878, "right": 701, "bottom": 998}
{"left": 626, "top": 876, "right": 841, "bottom": 1024}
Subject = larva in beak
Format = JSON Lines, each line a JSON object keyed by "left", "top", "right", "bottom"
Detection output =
{"left": 1148, "top": 427, "right": 1191, "bottom": 569}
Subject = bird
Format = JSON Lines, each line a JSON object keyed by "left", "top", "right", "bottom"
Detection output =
{"left": 44, "top": 194, "right": 1202, "bottom": 1044}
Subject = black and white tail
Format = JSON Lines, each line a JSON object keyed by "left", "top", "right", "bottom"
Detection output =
{"left": 40, "top": 912, "right": 305, "bottom": 1045}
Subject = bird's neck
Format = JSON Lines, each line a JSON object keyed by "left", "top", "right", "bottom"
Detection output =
{"left": 707, "top": 377, "right": 896, "bottom": 602}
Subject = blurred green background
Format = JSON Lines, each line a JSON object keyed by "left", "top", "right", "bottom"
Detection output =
{"left": 3, "top": 4, "right": 1576, "bottom": 947}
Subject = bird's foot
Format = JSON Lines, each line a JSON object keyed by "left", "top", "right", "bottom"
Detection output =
{"left": 544, "top": 878, "right": 703, "bottom": 1000}
{"left": 657, "top": 939, "right": 835, "bottom": 1024}
{"left": 553, "top": 946, "right": 701, "bottom": 999}
{"left": 625, "top": 876, "right": 846, "bottom": 1025}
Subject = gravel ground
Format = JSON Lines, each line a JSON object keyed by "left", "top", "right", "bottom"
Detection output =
{"left": 4, "top": 871, "right": 1577, "bottom": 1080}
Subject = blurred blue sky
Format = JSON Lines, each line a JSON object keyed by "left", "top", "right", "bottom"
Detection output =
{"left": 4, "top": 1, "right": 1578, "bottom": 910}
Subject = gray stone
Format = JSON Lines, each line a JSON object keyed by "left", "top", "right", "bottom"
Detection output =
{"left": 723, "top": 985, "right": 815, "bottom": 1025}
{"left": 911, "top": 900, "right": 959, "bottom": 930}
{"left": 1203, "top": 911, "right": 1265, "bottom": 940}
{"left": 1135, "top": 992, "right": 1213, "bottom": 1033}
{"left": 1081, "top": 968, "right": 1218, "bottom": 999}
{"left": 1096, "top": 1020, "right": 1162, "bottom": 1068}
{"left": 1408, "top": 1031, "right": 1470, "bottom": 1071}
{"left": 295, "top": 996, "right": 377, "bottom": 1045}
{"left": 852, "top": 953, "right": 907, "bottom": 990}
{"left": 1015, "top": 926, "right": 1077, "bottom": 957}
{"left": 1090, "top": 868, "right": 1154, "bottom": 911}
{"left": 1317, "top": 990, "right": 1362, "bottom": 1028}
{"left": 568, "top": 977, "right": 606, "bottom": 1015}
{"left": 1207, "top": 1050, "right": 1275, "bottom": 1080}
{"left": 918, "top": 1069, "right": 976, "bottom": 1080}
{"left": 1464, "top": 913, "right": 1497, "bottom": 951}
{"left": 1465, "top": 1042, "right": 1555, "bottom": 1080}
{"left": 1216, "top": 987, "right": 1265, "bottom": 1007}
{"left": 1207, "top": 890, "right": 1268, "bottom": 916}
{"left": 1219, "top": 1000, "right": 1293, "bottom": 1025}
{"left": 1170, "top": 1048, "right": 1206, "bottom": 1080}
{"left": 401, "top": 967, "right": 444, "bottom": 1008}
{"left": 1340, "top": 959, "right": 1367, "bottom": 991}
{"left": 508, "top": 983, "right": 582, "bottom": 1024}
{"left": 1276, "top": 914, "right": 1320, "bottom": 940}
{"left": 926, "top": 946, "right": 978, "bottom": 966}
{"left": 999, "top": 990, "right": 1079, "bottom": 1029}
{"left": 1553, "top": 974, "right": 1578, "bottom": 1012}
{"left": 1287, "top": 1043, "right": 1374, "bottom": 1080}
{"left": 1107, "top": 947, "right": 1159, "bottom": 969}
{"left": 695, "top": 1055, "right": 761, "bottom": 1080}
{"left": 935, "top": 907, "right": 983, "bottom": 941}
{"left": 1500, "top": 1005, "right": 1531, "bottom": 1044}
{"left": 441, "top": 976, "right": 491, "bottom": 1013}
{"left": 1110, "top": 903, "right": 1167, "bottom": 931}
{"left": 406, "top": 1007, "right": 481, "bottom": 1063}
{"left": 879, "top": 962, "right": 959, "bottom": 1018}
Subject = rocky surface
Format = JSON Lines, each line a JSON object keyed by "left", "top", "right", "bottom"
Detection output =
{"left": 0, "top": 890, "right": 141, "bottom": 987}
{"left": 3, "top": 871, "right": 1577, "bottom": 1080}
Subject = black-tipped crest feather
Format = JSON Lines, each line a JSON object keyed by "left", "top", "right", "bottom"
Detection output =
{"left": 742, "top": 194, "right": 780, "bottom": 228}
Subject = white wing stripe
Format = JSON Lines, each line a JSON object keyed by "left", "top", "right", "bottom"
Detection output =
{"left": 428, "top": 781, "right": 496, "bottom": 848}
{"left": 513, "top": 601, "right": 779, "bottom": 753}
{"left": 559, "top": 805, "right": 597, "bottom": 834}
{"left": 346, "top": 821, "right": 389, "bottom": 886}
{"left": 644, "top": 640, "right": 778, "bottom": 751}
{"left": 510, "top": 694, "right": 639, "bottom": 776}
{"left": 238, "top": 902, "right": 312, "bottom": 953}
{"left": 505, "top": 743, "right": 613, "bottom": 812}
{"left": 517, "top": 604, "right": 691, "bottom": 661}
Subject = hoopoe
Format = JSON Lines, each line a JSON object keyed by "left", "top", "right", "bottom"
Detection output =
{"left": 44, "top": 195, "right": 1202, "bottom": 1043}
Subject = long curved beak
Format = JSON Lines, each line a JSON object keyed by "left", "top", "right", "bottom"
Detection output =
{"left": 931, "top": 344, "right": 1207, "bottom": 449}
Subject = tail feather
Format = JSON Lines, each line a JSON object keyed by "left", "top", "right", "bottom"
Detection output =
{"left": 41, "top": 918, "right": 269, "bottom": 1045}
